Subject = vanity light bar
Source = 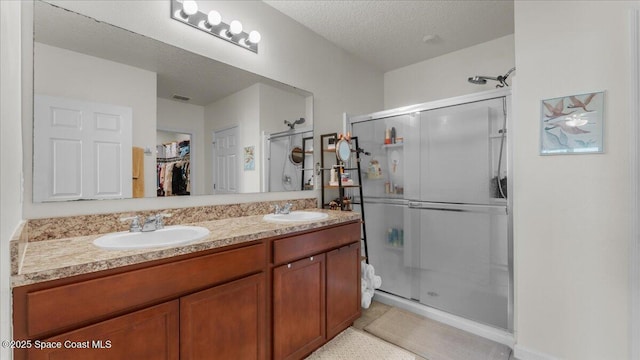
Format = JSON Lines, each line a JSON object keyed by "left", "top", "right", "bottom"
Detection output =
{"left": 170, "top": 0, "right": 260, "bottom": 53}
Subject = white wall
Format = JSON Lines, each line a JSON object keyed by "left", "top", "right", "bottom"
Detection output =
{"left": 259, "top": 83, "right": 308, "bottom": 134}
{"left": 156, "top": 130, "right": 191, "bottom": 145}
{"left": 157, "top": 98, "right": 205, "bottom": 195}
{"left": 513, "top": 2, "right": 633, "bottom": 359}
{"left": 205, "top": 84, "right": 261, "bottom": 193}
{"left": 0, "top": 1, "right": 23, "bottom": 359}
{"left": 384, "top": 35, "right": 515, "bottom": 108}
{"left": 19, "top": 0, "right": 382, "bottom": 218}
{"left": 32, "top": 42, "right": 158, "bottom": 199}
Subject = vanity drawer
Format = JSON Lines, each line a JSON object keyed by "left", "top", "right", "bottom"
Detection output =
{"left": 272, "top": 222, "right": 360, "bottom": 265}
{"left": 24, "top": 242, "right": 265, "bottom": 338}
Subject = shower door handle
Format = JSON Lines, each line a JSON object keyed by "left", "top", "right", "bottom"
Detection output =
{"left": 408, "top": 201, "right": 507, "bottom": 215}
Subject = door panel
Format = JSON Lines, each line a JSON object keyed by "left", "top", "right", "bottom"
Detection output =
{"left": 181, "top": 274, "right": 265, "bottom": 360}
{"left": 419, "top": 98, "right": 504, "bottom": 204}
{"left": 212, "top": 127, "right": 238, "bottom": 193}
{"left": 27, "top": 301, "right": 179, "bottom": 360}
{"left": 273, "top": 255, "right": 325, "bottom": 360}
{"left": 51, "top": 139, "right": 82, "bottom": 197}
{"left": 363, "top": 201, "right": 412, "bottom": 299}
{"left": 410, "top": 203, "right": 509, "bottom": 329}
{"left": 94, "top": 141, "right": 122, "bottom": 195}
{"left": 326, "top": 243, "right": 361, "bottom": 339}
{"left": 228, "top": 153, "right": 238, "bottom": 192}
{"left": 351, "top": 115, "right": 413, "bottom": 199}
{"left": 34, "top": 94, "right": 132, "bottom": 202}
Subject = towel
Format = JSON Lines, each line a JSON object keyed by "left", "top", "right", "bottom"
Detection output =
{"left": 361, "top": 262, "right": 383, "bottom": 309}
{"left": 132, "top": 147, "right": 145, "bottom": 198}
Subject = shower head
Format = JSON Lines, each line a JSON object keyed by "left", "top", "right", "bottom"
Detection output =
{"left": 468, "top": 76, "right": 485, "bottom": 85}
{"left": 284, "top": 117, "right": 306, "bottom": 129}
{"left": 468, "top": 67, "right": 516, "bottom": 88}
{"left": 468, "top": 75, "right": 497, "bottom": 85}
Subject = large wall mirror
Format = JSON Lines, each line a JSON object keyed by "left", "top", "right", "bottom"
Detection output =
{"left": 31, "top": 1, "right": 314, "bottom": 203}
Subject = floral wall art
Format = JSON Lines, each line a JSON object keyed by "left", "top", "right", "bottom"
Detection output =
{"left": 540, "top": 91, "right": 604, "bottom": 155}
{"left": 244, "top": 146, "right": 255, "bottom": 171}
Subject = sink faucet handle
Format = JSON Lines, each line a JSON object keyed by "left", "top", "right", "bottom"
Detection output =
{"left": 119, "top": 216, "right": 142, "bottom": 232}
{"left": 282, "top": 202, "right": 293, "bottom": 214}
{"left": 154, "top": 213, "right": 172, "bottom": 229}
{"left": 273, "top": 204, "right": 281, "bottom": 214}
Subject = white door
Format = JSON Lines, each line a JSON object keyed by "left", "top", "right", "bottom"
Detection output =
{"left": 212, "top": 127, "right": 238, "bottom": 193}
{"left": 34, "top": 94, "right": 133, "bottom": 202}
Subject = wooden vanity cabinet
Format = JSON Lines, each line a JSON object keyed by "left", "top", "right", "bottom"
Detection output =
{"left": 13, "top": 242, "right": 267, "bottom": 360}
{"left": 181, "top": 273, "right": 265, "bottom": 360}
{"left": 326, "top": 242, "right": 361, "bottom": 339}
{"left": 273, "top": 254, "right": 326, "bottom": 360}
{"left": 271, "top": 221, "right": 361, "bottom": 360}
{"left": 27, "top": 300, "right": 179, "bottom": 360}
{"left": 13, "top": 220, "right": 361, "bottom": 360}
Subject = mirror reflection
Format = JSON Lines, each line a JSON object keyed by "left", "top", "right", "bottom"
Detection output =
{"left": 265, "top": 129, "right": 314, "bottom": 192}
{"left": 289, "top": 146, "right": 304, "bottom": 165}
{"left": 32, "top": 1, "right": 313, "bottom": 203}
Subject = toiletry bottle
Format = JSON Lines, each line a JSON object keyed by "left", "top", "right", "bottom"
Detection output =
{"left": 391, "top": 127, "right": 396, "bottom": 144}
{"left": 384, "top": 129, "right": 391, "bottom": 144}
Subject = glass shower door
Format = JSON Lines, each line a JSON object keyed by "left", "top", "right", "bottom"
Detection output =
{"left": 407, "top": 200, "right": 510, "bottom": 330}
{"left": 362, "top": 199, "right": 413, "bottom": 299}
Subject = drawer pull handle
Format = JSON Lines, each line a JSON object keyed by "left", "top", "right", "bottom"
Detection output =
{"left": 310, "top": 256, "right": 314, "bottom": 261}
{"left": 287, "top": 264, "right": 291, "bottom": 269}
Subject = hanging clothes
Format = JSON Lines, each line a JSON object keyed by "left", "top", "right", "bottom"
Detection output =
{"left": 163, "top": 162, "right": 173, "bottom": 196}
{"left": 156, "top": 156, "right": 190, "bottom": 196}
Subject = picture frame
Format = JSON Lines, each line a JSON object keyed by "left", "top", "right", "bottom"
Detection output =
{"left": 540, "top": 91, "right": 604, "bottom": 155}
{"left": 244, "top": 146, "right": 255, "bottom": 171}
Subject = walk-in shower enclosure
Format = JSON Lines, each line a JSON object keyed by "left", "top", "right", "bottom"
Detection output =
{"left": 349, "top": 88, "right": 513, "bottom": 332}
{"left": 264, "top": 128, "right": 314, "bottom": 192}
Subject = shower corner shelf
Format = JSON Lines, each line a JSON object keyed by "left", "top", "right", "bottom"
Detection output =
{"left": 320, "top": 132, "right": 369, "bottom": 263}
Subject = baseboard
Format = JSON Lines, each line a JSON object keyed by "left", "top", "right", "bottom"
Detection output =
{"left": 513, "top": 345, "right": 560, "bottom": 360}
{"left": 373, "top": 290, "right": 515, "bottom": 348}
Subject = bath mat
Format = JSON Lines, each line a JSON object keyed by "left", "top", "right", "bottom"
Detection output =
{"left": 364, "top": 307, "right": 510, "bottom": 360}
{"left": 305, "top": 327, "right": 415, "bottom": 360}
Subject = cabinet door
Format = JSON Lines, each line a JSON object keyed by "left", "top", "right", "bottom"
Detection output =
{"left": 27, "top": 300, "right": 178, "bottom": 360}
{"left": 180, "top": 273, "right": 266, "bottom": 360}
{"left": 273, "top": 254, "right": 325, "bottom": 360}
{"left": 326, "top": 243, "right": 361, "bottom": 339}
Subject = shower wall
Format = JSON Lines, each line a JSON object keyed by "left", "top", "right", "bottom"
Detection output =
{"left": 267, "top": 131, "right": 313, "bottom": 192}
{"left": 384, "top": 34, "right": 515, "bottom": 108}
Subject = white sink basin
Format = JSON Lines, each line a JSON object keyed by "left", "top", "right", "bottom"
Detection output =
{"left": 262, "top": 211, "right": 329, "bottom": 223}
{"left": 93, "top": 225, "right": 210, "bottom": 250}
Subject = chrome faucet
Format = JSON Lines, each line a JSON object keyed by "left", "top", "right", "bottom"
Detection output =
{"left": 121, "top": 213, "right": 171, "bottom": 232}
{"left": 142, "top": 213, "right": 172, "bottom": 232}
{"left": 120, "top": 216, "right": 142, "bottom": 232}
{"left": 273, "top": 203, "right": 293, "bottom": 215}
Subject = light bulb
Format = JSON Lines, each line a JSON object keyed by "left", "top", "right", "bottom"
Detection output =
{"left": 207, "top": 10, "right": 221, "bottom": 26}
{"left": 182, "top": 1, "right": 198, "bottom": 17}
{"left": 248, "top": 30, "right": 261, "bottom": 44}
{"left": 229, "top": 20, "right": 243, "bottom": 35}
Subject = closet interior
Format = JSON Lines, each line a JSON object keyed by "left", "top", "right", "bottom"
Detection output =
{"left": 157, "top": 130, "right": 191, "bottom": 197}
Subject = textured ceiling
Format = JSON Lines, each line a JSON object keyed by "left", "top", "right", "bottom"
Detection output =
{"left": 263, "top": 0, "right": 514, "bottom": 72}
{"left": 35, "top": 2, "right": 310, "bottom": 106}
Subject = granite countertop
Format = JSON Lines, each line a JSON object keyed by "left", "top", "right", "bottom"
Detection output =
{"left": 12, "top": 209, "right": 361, "bottom": 288}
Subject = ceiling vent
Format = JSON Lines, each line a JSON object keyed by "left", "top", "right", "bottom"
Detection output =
{"left": 172, "top": 94, "right": 190, "bottom": 101}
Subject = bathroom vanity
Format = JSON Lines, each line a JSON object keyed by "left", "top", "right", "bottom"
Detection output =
{"left": 11, "top": 209, "right": 361, "bottom": 360}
